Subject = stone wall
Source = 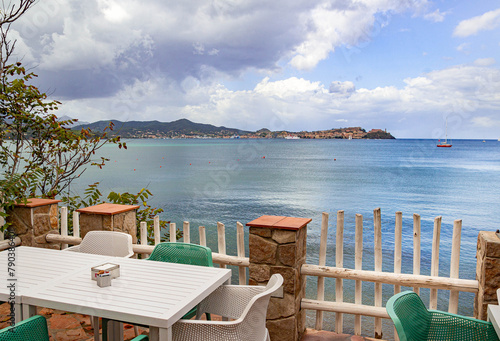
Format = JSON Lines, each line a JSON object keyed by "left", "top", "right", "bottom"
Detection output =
{"left": 76, "top": 203, "right": 139, "bottom": 243}
{"left": 475, "top": 231, "right": 500, "bottom": 320}
{"left": 6, "top": 199, "right": 61, "bottom": 249}
{"left": 247, "top": 216, "right": 310, "bottom": 341}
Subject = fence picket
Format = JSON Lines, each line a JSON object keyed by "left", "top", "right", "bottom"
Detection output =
{"left": 354, "top": 213, "right": 363, "bottom": 335}
{"left": 44, "top": 209, "right": 474, "bottom": 338}
{"left": 73, "top": 211, "right": 80, "bottom": 238}
{"left": 217, "top": 222, "right": 226, "bottom": 269}
{"left": 60, "top": 207, "right": 68, "bottom": 249}
{"left": 153, "top": 216, "right": 160, "bottom": 245}
{"left": 183, "top": 221, "right": 190, "bottom": 244}
{"left": 373, "top": 208, "right": 382, "bottom": 338}
{"left": 413, "top": 214, "right": 421, "bottom": 295}
{"left": 199, "top": 226, "right": 206, "bottom": 246}
{"left": 448, "top": 219, "right": 462, "bottom": 313}
{"left": 430, "top": 216, "right": 442, "bottom": 310}
{"left": 140, "top": 221, "right": 148, "bottom": 258}
{"left": 335, "top": 211, "right": 344, "bottom": 333}
{"left": 236, "top": 222, "right": 246, "bottom": 285}
{"left": 315, "top": 212, "right": 329, "bottom": 330}
{"left": 170, "top": 223, "right": 176, "bottom": 242}
{"left": 394, "top": 212, "right": 402, "bottom": 295}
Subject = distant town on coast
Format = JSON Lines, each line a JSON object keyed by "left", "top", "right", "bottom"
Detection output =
{"left": 73, "top": 118, "right": 395, "bottom": 140}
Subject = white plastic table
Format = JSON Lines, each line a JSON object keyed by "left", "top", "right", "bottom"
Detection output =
{"left": 0, "top": 246, "right": 110, "bottom": 323}
{"left": 22, "top": 254, "right": 232, "bottom": 341}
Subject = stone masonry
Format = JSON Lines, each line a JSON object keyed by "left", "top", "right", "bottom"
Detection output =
{"left": 6, "top": 198, "right": 61, "bottom": 249}
{"left": 474, "top": 231, "right": 500, "bottom": 320}
{"left": 247, "top": 215, "right": 311, "bottom": 341}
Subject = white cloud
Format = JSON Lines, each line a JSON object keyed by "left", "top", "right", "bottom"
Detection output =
{"left": 255, "top": 77, "right": 326, "bottom": 98}
{"left": 456, "top": 42, "right": 470, "bottom": 53}
{"left": 454, "top": 8, "right": 500, "bottom": 37}
{"left": 473, "top": 58, "right": 496, "bottom": 66}
{"left": 424, "top": 9, "right": 446, "bottom": 22}
{"left": 7, "top": 0, "right": 500, "bottom": 138}
{"left": 98, "top": 0, "right": 130, "bottom": 23}
{"left": 58, "top": 63, "right": 500, "bottom": 138}
{"left": 290, "top": 0, "right": 421, "bottom": 70}
{"left": 329, "top": 81, "right": 356, "bottom": 95}
{"left": 471, "top": 116, "right": 500, "bottom": 128}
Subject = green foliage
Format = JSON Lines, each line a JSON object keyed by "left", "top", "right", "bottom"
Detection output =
{"left": 61, "top": 185, "right": 179, "bottom": 244}
{"left": 0, "top": 63, "right": 125, "bottom": 231}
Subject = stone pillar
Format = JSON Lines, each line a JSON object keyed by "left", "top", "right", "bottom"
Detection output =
{"left": 247, "top": 215, "right": 311, "bottom": 341}
{"left": 6, "top": 198, "right": 61, "bottom": 249}
{"left": 76, "top": 203, "right": 139, "bottom": 243}
{"left": 475, "top": 231, "right": 500, "bottom": 320}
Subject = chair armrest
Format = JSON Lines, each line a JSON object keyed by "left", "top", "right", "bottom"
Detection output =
{"left": 172, "top": 318, "right": 242, "bottom": 341}
{"left": 428, "top": 310, "right": 498, "bottom": 340}
{"left": 429, "top": 310, "right": 494, "bottom": 325}
{"left": 196, "top": 285, "right": 266, "bottom": 320}
{"left": 63, "top": 245, "right": 80, "bottom": 252}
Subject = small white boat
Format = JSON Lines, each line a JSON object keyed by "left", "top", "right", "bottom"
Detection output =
{"left": 285, "top": 135, "right": 300, "bottom": 140}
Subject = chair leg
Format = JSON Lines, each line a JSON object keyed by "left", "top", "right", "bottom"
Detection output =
{"left": 134, "top": 325, "right": 139, "bottom": 337}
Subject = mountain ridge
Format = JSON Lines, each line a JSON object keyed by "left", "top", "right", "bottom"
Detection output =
{"left": 72, "top": 118, "right": 395, "bottom": 139}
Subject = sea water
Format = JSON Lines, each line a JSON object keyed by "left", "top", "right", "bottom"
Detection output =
{"left": 69, "top": 138, "right": 500, "bottom": 336}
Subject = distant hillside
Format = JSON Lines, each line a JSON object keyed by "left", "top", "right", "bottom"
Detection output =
{"left": 72, "top": 118, "right": 394, "bottom": 139}
{"left": 57, "top": 115, "right": 89, "bottom": 127}
{"left": 75, "top": 118, "right": 250, "bottom": 138}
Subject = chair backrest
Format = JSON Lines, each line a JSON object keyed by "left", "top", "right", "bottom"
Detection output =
{"left": 0, "top": 315, "right": 49, "bottom": 341}
{"left": 386, "top": 291, "right": 432, "bottom": 341}
{"left": 236, "top": 274, "right": 284, "bottom": 340}
{"left": 147, "top": 242, "right": 213, "bottom": 267}
{"left": 78, "top": 231, "right": 134, "bottom": 257}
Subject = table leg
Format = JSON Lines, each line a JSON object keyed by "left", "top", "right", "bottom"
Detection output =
{"left": 149, "top": 326, "right": 172, "bottom": 341}
{"left": 92, "top": 316, "right": 100, "bottom": 341}
{"left": 14, "top": 303, "right": 22, "bottom": 324}
{"left": 108, "top": 321, "right": 124, "bottom": 341}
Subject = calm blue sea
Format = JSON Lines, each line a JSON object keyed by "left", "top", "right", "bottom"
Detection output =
{"left": 71, "top": 138, "right": 500, "bottom": 336}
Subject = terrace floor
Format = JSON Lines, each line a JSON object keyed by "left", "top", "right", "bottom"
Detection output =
{"left": 0, "top": 303, "right": 383, "bottom": 341}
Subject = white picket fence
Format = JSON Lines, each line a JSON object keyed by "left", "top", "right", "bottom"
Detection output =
{"left": 53, "top": 207, "right": 479, "bottom": 339}
{"left": 55, "top": 207, "right": 249, "bottom": 285}
{"left": 300, "top": 209, "right": 478, "bottom": 339}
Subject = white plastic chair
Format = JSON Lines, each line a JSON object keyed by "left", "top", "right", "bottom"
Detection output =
{"left": 172, "top": 273, "right": 284, "bottom": 341}
{"left": 65, "top": 230, "right": 134, "bottom": 258}
{"left": 64, "top": 230, "right": 134, "bottom": 341}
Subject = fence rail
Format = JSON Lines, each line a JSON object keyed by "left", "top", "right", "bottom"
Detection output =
{"left": 308, "top": 209, "right": 478, "bottom": 338}
{"left": 52, "top": 206, "right": 479, "bottom": 339}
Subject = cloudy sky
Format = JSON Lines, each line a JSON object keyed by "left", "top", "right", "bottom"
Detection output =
{"left": 10, "top": 0, "right": 500, "bottom": 138}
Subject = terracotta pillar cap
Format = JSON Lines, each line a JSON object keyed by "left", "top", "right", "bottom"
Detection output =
{"left": 76, "top": 203, "right": 140, "bottom": 215}
{"left": 14, "top": 198, "right": 61, "bottom": 208}
{"left": 246, "top": 215, "right": 312, "bottom": 231}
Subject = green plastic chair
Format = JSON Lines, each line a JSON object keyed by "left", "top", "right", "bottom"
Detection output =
{"left": 0, "top": 315, "right": 149, "bottom": 341}
{"left": 147, "top": 242, "right": 214, "bottom": 319}
{"left": 0, "top": 315, "right": 49, "bottom": 341}
{"left": 147, "top": 242, "right": 213, "bottom": 267}
{"left": 386, "top": 291, "right": 499, "bottom": 341}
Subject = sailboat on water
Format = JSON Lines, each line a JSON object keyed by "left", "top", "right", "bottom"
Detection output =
{"left": 437, "top": 118, "right": 452, "bottom": 148}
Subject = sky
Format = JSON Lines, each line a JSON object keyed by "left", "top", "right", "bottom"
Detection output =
{"left": 9, "top": 0, "right": 500, "bottom": 138}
